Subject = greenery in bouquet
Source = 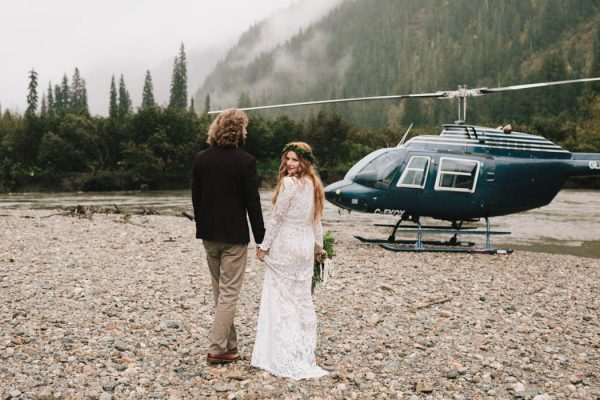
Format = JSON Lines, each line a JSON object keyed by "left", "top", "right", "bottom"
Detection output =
{"left": 312, "top": 231, "right": 337, "bottom": 293}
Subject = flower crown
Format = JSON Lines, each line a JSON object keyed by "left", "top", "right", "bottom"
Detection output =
{"left": 282, "top": 143, "right": 316, "bottom": 164}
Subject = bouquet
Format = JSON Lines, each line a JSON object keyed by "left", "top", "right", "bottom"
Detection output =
{"left": 312, "top": 231, "right": 337, "bottom": 293}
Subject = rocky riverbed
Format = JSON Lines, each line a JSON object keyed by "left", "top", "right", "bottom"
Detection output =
{"left": 1, "top": 210, "right": 598, "bottom": 399}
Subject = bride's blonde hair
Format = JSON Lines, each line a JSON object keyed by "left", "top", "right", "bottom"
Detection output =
{"left": 272, "top": 142, "right": 324, "bottom": 223}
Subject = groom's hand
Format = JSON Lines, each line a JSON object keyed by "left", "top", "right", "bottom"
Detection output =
{"left": 256, "top": 248, "right": 268, "bottom": 262}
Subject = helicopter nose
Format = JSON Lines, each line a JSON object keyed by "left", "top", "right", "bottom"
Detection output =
{"left": 324, "top": 179, "right": 372, "bottom": 212}
{"left": 324, "top": 180, "right": 352, "bottom": 209}
{"left": 324, "top": 179, "right": 353, "bottom": 203}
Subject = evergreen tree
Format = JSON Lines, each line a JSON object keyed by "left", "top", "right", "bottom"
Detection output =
{"left": 82, "top": 85, "right": 88, "bottom": 113}
{"left": 26, "top": 68, "right": 39, "bottom": 116}
{"left": 237, "top": 91, "right": 252, "bottom": 108}
{"left": 109, "top": 75, "right": 118, "bottom": 118}
{"left": 169, "top": 43, "right": 188, "bottom": 109}
{"left": 60, "top": 74, "right": 70, "bottom": 111}
{"left": 204, "top": 94, "right": 211, "bottom": 114}
{"left": 537, "top": 52, "right": 567, "bottom": 116}
{"left": 141, "top": 70, "right": 156, "bottom": 108}
{"left": 70, "top": 67, "right": 89, "bottom": 114}
{"left": 54, "top": 84, "right": 64, "bottom": 112}
{"left": 47, "top": 83, "right": 55, "bottom": 114}
{"left": 591, "top": 27, "right": 600, "bottom": 93}
{"left": 118, "top": 74, "right": 132, "bottom": 116}
{"left": 189, "top": 97, "right": 195, "bottom": 114}
{"left": 40, "top": 94, "right": 47, "bottom": 117}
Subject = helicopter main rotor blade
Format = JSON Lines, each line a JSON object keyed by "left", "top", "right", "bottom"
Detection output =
{"left": 207, "top": 76, "right": 600, "bottom": 114}
{"left": 479, "top": 77, "right": 600, "bottom": 94}
{"left": 208, "top": 92, "right": 445, "bottom": 114}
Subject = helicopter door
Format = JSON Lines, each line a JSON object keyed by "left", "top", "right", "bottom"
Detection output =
{"left": 390, "top": 155, "right": 431, "bottom": 213}
{"left": 396, "top": 156, "right": 430, "bottom": 189}
{"left": 434, "top": 157, "right": 481, "bottom": 193}
{"left": 431, "top": 157, "right": 487, "bottom": 216}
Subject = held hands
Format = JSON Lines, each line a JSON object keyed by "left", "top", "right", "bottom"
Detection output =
{"left": 256, "top": 247, "right": 268, "bottom": 262}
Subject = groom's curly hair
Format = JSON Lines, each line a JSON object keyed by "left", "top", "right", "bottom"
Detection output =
{"left": 207, "top": 109, "right": 248, "bottom": 148}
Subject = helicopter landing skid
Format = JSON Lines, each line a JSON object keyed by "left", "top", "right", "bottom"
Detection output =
{"left": 379, "top": 244, "right": 513, "bottom": 254}
{"left": 355, "top": 236, "right": 476, "bottom": 247}
{"left": 359, "top": 217, "right": 513, "bottom": 254}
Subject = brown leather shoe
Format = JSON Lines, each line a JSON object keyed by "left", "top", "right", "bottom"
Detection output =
{"left": 207, "top": 352, "right": 241, "bottom": 364}
{"left": 226, "top": 347, "right": 238, "bottom": 355}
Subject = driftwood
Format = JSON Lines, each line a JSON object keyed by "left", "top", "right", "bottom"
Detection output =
{"left": 41, "top": 205, "right": 93, "bottom": 219}
{"left": 15, "top": 205, "right": 194, "bottom": 221}
{"left": 41, "top": 212, "right": 69, "bottom": 219}
{"left": 411, "top": 297, "right": 453, "bottom": 310}
{"left": 40, "top": 204, "right": 166, "bottom": 219}
{"left": 527, "top": 287, "right": 544, "bottom": 295}
{"left": 140, "top": 207, "right": 159, "bottom": 215}
{"left": 182, "top": 212, "right": 195, "bottom": 221}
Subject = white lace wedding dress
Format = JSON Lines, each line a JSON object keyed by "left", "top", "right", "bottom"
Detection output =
{"left": 251, "top": 176, "right": 329, "bottom": 380}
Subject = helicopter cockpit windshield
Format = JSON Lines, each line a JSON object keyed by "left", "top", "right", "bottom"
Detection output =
{"left": 346, "top": 149, "right": 404, "bottom": 189}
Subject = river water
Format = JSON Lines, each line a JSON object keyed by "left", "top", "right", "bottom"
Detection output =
{"left": 1, "top": 189, "right": 599, "bottom": 258}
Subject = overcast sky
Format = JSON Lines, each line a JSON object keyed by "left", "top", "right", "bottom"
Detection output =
{"left": 0, "top": 0, "right": 319, "bottom": 115}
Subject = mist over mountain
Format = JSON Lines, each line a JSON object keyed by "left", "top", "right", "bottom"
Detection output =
{"left": 193, "top": 0, "right": 347, "bottom": 109}
{"left": 195, "top": 0, "right": 600, "bottom": 129}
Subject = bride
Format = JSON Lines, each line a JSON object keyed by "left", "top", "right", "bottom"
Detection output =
{"left": 252, "top": 142, "right": 329, "bottom": 380}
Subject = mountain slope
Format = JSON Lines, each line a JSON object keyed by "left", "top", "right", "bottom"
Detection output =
{"left": 195, "top": 0, "right": 600, "bottom": 129}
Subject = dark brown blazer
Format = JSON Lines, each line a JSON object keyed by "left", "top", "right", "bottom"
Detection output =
{"left": 192, "top": 146, "right": 265, "bottom": 245}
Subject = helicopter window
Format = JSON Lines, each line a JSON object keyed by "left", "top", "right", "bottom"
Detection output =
{"left": 396, "top": 156, "right": 430, "bottom": 189}
{"left": 353, "top": 151, "right": 403, "bottom": 189}
{"left": 434, "top": 158, "right": 480, "bottom": 193}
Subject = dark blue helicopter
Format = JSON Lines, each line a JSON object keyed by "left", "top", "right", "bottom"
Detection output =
{"left": 210, "top": 77, "right": 600, "bottom": 253}
{"left": 324, "top": 122, "right": 600, "bottom": 252}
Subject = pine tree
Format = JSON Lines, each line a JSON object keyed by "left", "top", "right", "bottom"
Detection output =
{"left": 118, "top": 74, "right": 132, "bottom": 116}
{"left": 109, "top": 75, "right": 118, "bottom": 118}
{"left": 54, "top": 84, "right": 64, "bottom": 112}
{"left": 60, "top": 74, "right": 70, "bottom": 111}
{"left": 70, "top": 67, "right": 89, "bottom": 114}
{"left": 591, "top": 27, "right": 600, "bottom": 93}
{"left": 169, "top": 43, "right": 188, "bottom": 109}
{"left": 47, "top": 83, "right": 55, "bottom": 114}
{"left": 189, "top": 97, "right": 195, "bottom": 114}
{"left": 40, "top": 94, "right": 47, "bottom": 117}
{"left": 237, "top": 91, "right": 252, "bottom": 108}
{"left": 204, "top": 94, "right": 211, "bottom": 114}
{"left": 26, "top": 68, "right": 39, "bottom": 116}
{"left": 81, "top": 85, "right": 88, "bottom": 113}
{"left": 141, "top": 70, "right": 156, "bottom": 109}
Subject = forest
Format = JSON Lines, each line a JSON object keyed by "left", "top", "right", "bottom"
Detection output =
{"left": 1, "top": 0, "right": 600, "bottom": 192}
{"left": 199, "top": 0, "right": 600, "bottom": 128}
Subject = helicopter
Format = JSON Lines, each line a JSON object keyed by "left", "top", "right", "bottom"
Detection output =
{"left": 209, "top": 77, "right": 600, "bottom": 253}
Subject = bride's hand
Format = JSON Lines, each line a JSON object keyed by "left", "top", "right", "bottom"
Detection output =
{"left": 256, "top": 248, "right": 268, "bottom": 262}
{"left": 314, "top": 245, "right": 327, "bottom": 263}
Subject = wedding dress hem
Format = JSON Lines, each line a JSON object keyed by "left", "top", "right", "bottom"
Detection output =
{"left": 250, "top": 361, "right": 329, "bottom": 381}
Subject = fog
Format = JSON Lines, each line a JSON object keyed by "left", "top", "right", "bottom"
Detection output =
{"left": 0, "top": 0, "right": 343, "bottom": 116}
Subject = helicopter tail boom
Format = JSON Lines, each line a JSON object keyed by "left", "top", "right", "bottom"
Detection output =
{"left": 568, "top": 153, "right": 600, "bottom": 176}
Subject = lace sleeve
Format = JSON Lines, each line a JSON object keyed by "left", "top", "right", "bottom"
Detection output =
{"left": 313, "top": 215, "right": 324, "bottom": 248}
{"left": 260, "top": 177, "right": 296, "bottom": 251}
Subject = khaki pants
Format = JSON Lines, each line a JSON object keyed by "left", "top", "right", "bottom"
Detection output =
{"left": 202, "top": 240, "right": 248, "bottom": 354}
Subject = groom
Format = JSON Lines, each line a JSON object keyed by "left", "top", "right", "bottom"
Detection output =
{"left": 192, "top": 109, "right": 265, "bottom": 364}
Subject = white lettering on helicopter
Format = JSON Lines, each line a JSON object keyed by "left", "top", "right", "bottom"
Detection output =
{"left": 589, "top": 161, "right": 600, "bottom": 170}
{"left": 374, "top": 208, "right": 406, "bottom": 216}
